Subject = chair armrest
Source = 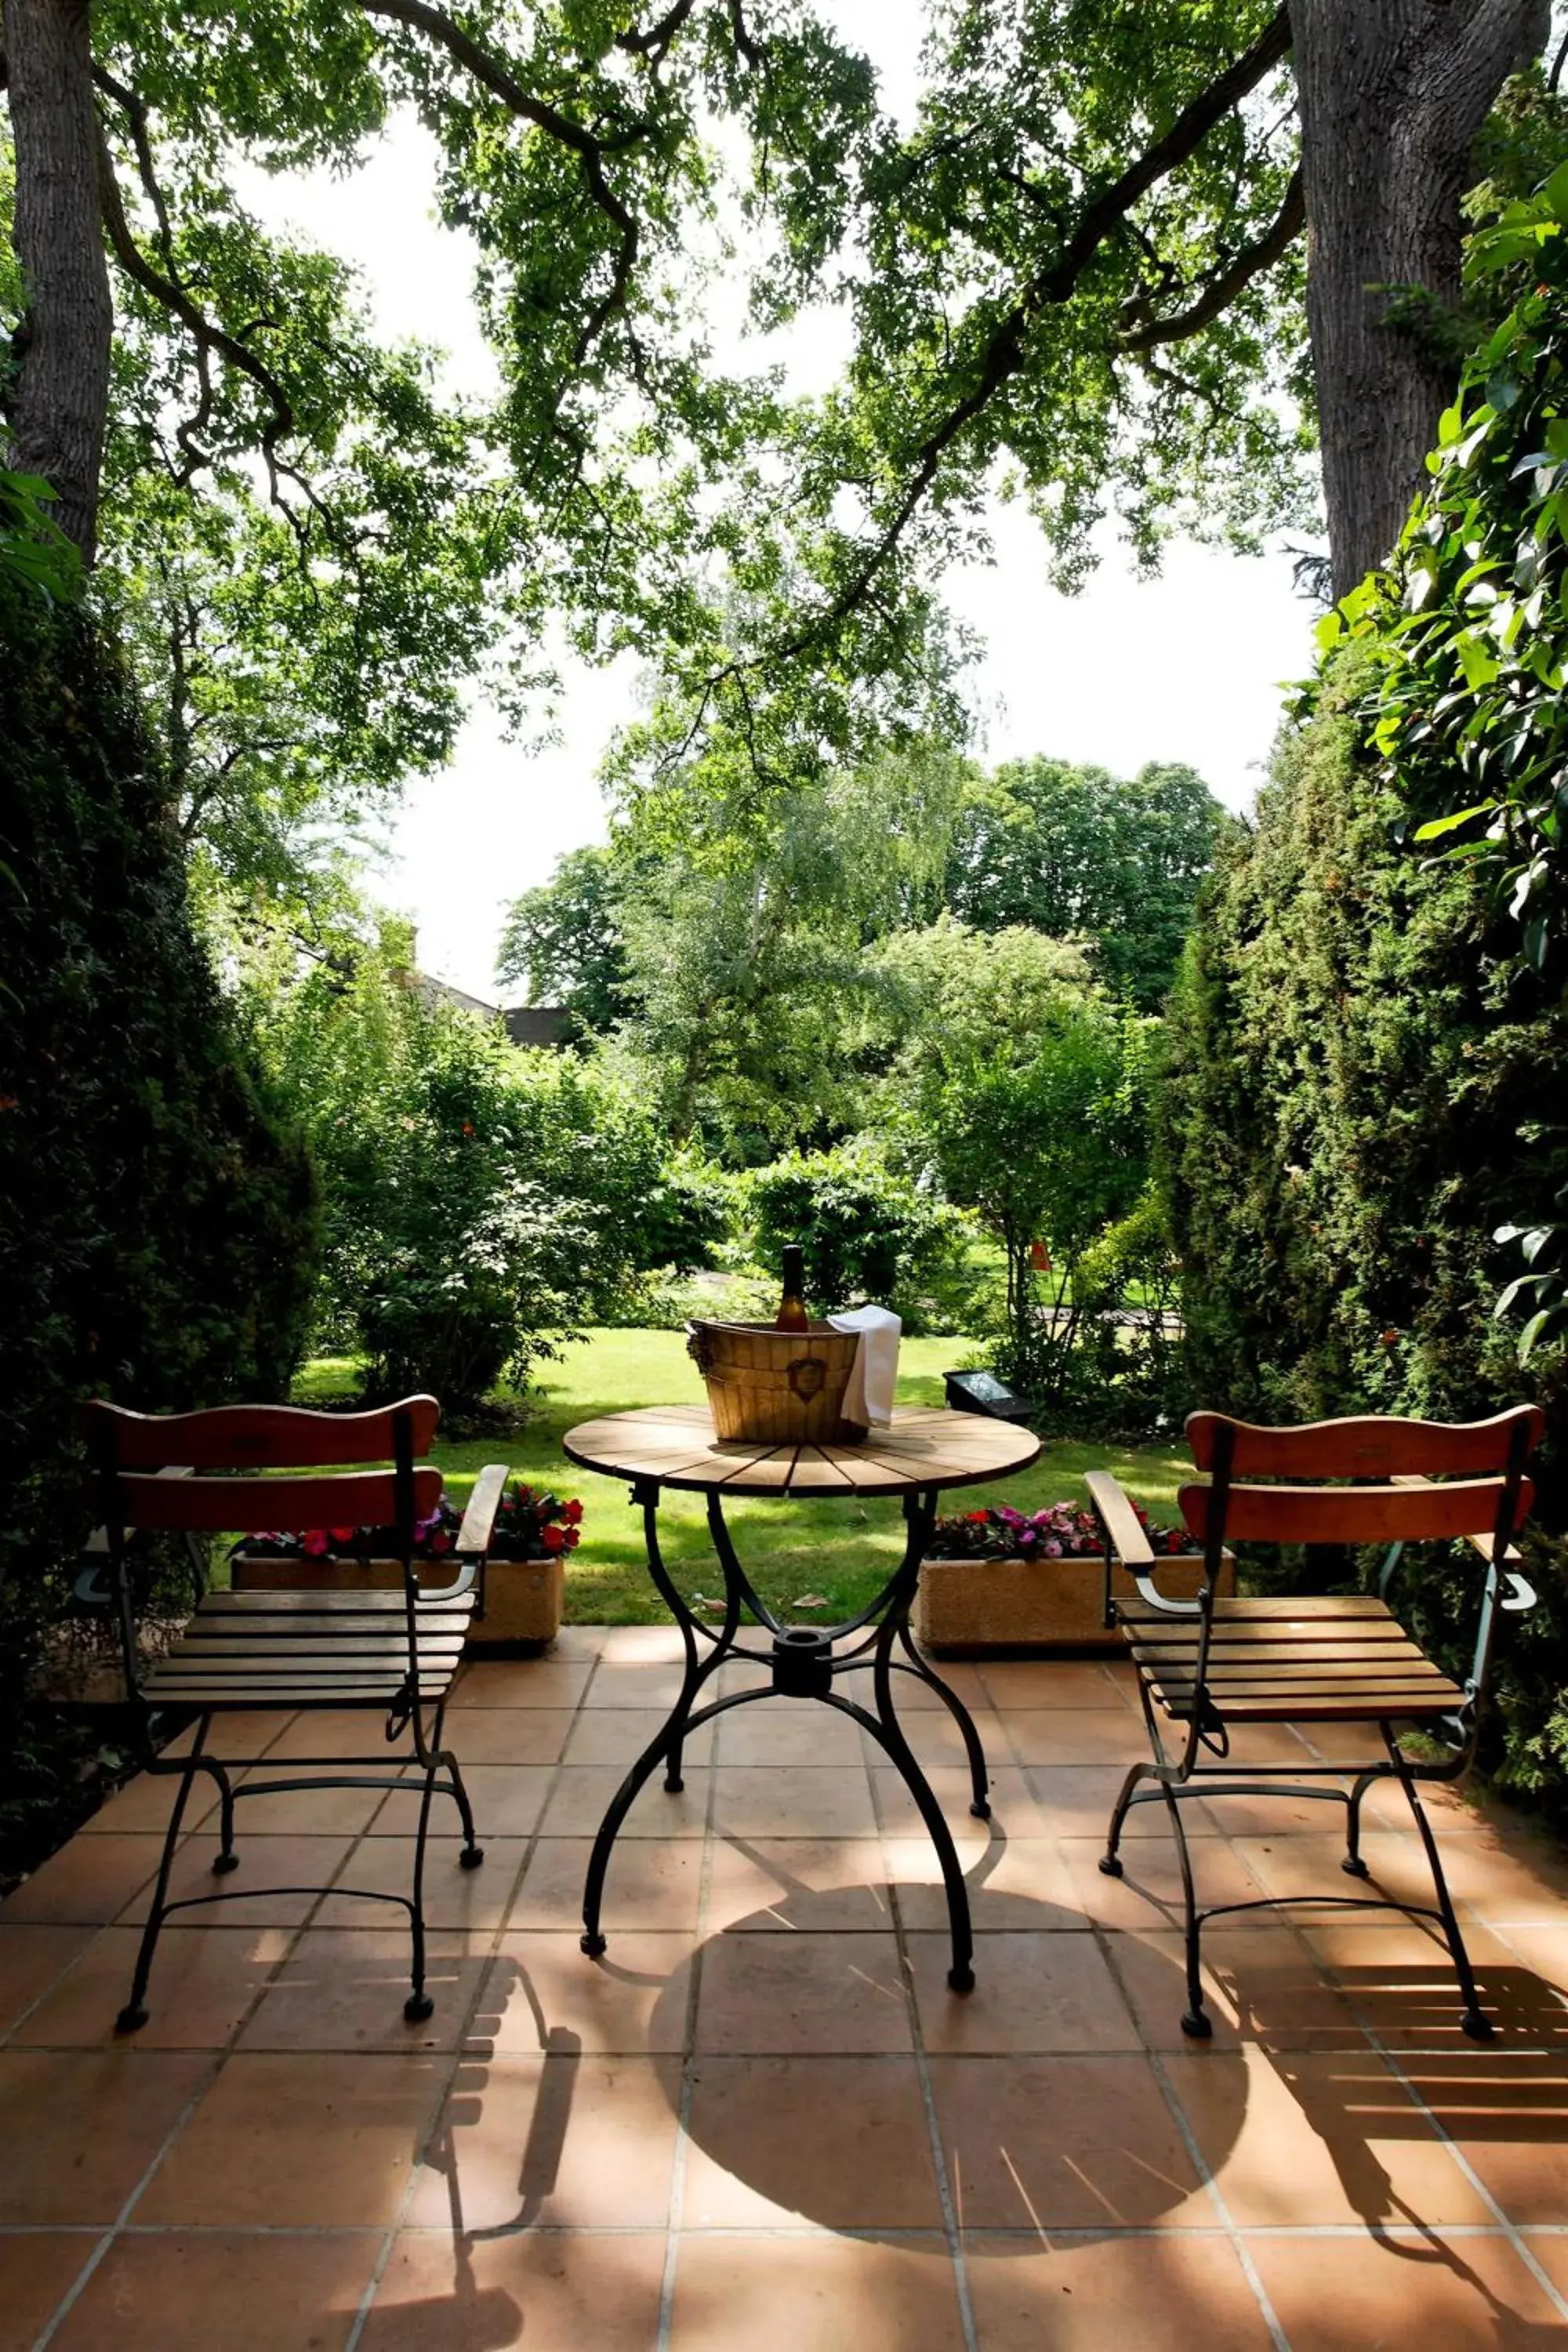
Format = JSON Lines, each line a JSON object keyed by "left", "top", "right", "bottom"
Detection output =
{"left": 456, "top": 1464, "right": 510, "bottom": 1559}
{"left": 1084, "top": 1471, "right": 1154, "bottom": 1566}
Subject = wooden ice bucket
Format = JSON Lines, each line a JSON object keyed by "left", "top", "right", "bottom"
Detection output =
{"left": 685, "top": 1319, "right": 862, "bottom": 1444}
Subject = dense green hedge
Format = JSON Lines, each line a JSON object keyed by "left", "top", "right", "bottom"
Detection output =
{"left": 0, "top": 586, "right": 317, "bottom": 1878}
{"left": 1162, "top": 648, "right": 1568, "bottom": 1808}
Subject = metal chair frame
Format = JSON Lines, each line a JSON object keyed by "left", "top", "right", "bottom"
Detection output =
{"left": 1088, "top": 1409, "right": 1541, "bottom": 2044}
{"left": 82, "top": 1398, "right": 501, "bottom": 2033}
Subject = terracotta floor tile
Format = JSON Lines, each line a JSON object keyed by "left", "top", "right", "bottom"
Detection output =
{"left": 472, "top": 1932, "right": 693, "bottom": 2056}
{"left": 452, "top": 1658, "right": 593, "bottom": 1708}
{"left": 16, "top": 1924, "right": 292, "bottom": 2049}
{"left": 561, "top": 1707, "right": 714, "bottom": 1769}
{"left": 0, "top": 1924, "right": 97, "bottom": 2035}
{"left": 695, "top": 1928, "right": 911, "bottom": 2053}
{"left": 669, "top": 2233, "right": 964, "bottom": 2352}
{"left": 909, "top": 1928, "right": 1142, "bottom": 2053}
{"left": 1163, "top": 2045, "right": 1495, "bottom": 2227}
{"left": 359, "top": 2227, "right": 666, "bottom": 2352}
{"left": 706, "top": 1836, "right": 896, "bottom": 1933}
{"left": 1200, "top": 1787, "right": 1368, "bottom": 1838}
{"left": 596, "top": 1624, "right": 690, "bottom": 1664}
{"left": 978, "top": 1660, "right": 1131, "bottom": 1710}
{"left": 1247, "top": 2229, "right": 1568, "bottom": 2351}
{"left": 1301, "top": 1919, "right": 1549, "bottom": 2048}
{"left": 1401, "top": 2049, "right": 1568, "bottom": 2224}
{"left": 229, "top": 1766, "right": 388, "bottom": 1837}
{"left": 539, "top": 1766, "right": 712, "bottom": 1838}
{"left": 873, "top": 1765, "right": 1054, "bottom": 1845}
{"left": 885, "top": 1836, "right": 1084, "bottom": 1933}
{"left": 719, "top": 1704, "right": 865, "bottom": 1766}
{"left": 965, "top": 2232, "right": 1279, "bottom": 2350}
{"left": 887, "top": 1660, "right": 990, "bottom": 1711}
{"left": 0, "top": 2049, "right": 210, "bottom": 2222}
{"left": 1105, "top": 1925, "right": 1361, "bottom": 2052}
{"left": 369, "top": 1763, "right": 552, "bottom": 1839}
{"left": 869, "top": 1706, "right": 1009, "bottom": 1773}
{"left": 127, "top": 1832, "right": 358, "bottom": 1928}
{"left": 312, "top": 1838, "right": 528, "bottom": 1933}
{"left": 510, "top": 1837, "right": 702, "bottom": 1932}
{"left": 1002, "top": 1708, "right": 1151, "bottom": 1768}
{"left": 4, "top": 1834, "right": 160, "bottom": 1925}
{"left": 546, "top": 1624, "right": 613, "bottom": 1657}
{"left": 583, "top": 1660, "right": 702, "bottom": 1710}
{"left": 236, "top": 1928, "right": 485, "bottom": 2053}
{"left": 442, "top": 1709, "right": 575, "bottom": 1766}
{"left": 928, "top": 2053, "right": 1212, "bottom": 2229}
{"left": 263, "top": 1709, "right": 411, "bottom": 1762}
{"left": 1521, "top": 2236, "right": 1568, "bottom": 2303}
{"left": 1057, "top": 1834, "right": 1272, "bottom": 1931}
{"left": 711, "top": 1765, "right": 878, "bottom": 1839}
{"left": 47, "top": 2229, "right": 381, "bottom": 2352}
{"left": 163, "top": 1711, "right": 294, "bottom": 1759}
{"left": 1027, "top": 1766, "right": 1218, "bottom": 1841}
{"left": 0, "top": 2230, "right": 100, "bottom": 2352}
{"left": 681, "top": 2054, "right": 942, "bottom": 2227}
{"left": 406, "top": 2051, "right": 680, "bottom": 2230}
{"left": 135, "top": 2050, "right": 448, "bottom": 2227}
{"left": 82, "top": 1767, "right": 220, "bottom": 1836}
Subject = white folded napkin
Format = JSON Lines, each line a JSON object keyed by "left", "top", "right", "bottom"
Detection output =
{"left": 828, "top": 1305, "right": 902, "bottom": 1428}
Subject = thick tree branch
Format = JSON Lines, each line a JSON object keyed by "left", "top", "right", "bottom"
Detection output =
{"left": 752, "top": 4, "right": 1294, "bottom": 673}
{"left": 1121, "top": 168, "right": 1304, "bottom": 353}
{"left": 615, "top": 0, "right": 695, "bottom": 64}
{"left": 358, "top": 0, "right": 643, "bottom": 363}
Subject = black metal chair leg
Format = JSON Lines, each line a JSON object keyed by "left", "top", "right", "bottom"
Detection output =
{"left": 580, "top": 1705, "right": 706, "bottom": 1957}
{"left": 440, "top": 1748, "right": 485, "bottom": 1868}
{"left": 1157, "top": 1775, "right": 1210, "bottom": 2038}
{"left": 1342, "top": 1767, "right": 1379, "bottom": 1878}
{"left": 895, "top": 1621, "right": 990, "bottom": 1817}
{"left": 1385, "top": 1724, "right": 1491, "bottom": 2041}
{"left": 1100, "top": 1758, "right": 1156, "bottom": 1877}
{"left": 405, "top": 1759, "right": 440, "bottom": 2024}
{"left": 118, "top": 1717, "right": 210, "bottom": 2033}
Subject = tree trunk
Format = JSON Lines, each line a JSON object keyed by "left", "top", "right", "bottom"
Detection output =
{"left": 1293, "top": 0, "right": 1550, "bottom": 597}
{"left": 3, "top": 0, "right": 112, "bottom": 562}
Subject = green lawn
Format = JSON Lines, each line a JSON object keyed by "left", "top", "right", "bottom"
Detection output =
{"left": 295, "top": 1330, "right": 1188, "bottom": 1624}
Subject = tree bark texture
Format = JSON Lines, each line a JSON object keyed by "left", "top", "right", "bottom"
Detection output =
{"left": 3, "top": 0, "right": 113, "bottom": 561}
{"left": 1293, "top": 0, "right": 1550, "bottom": 597}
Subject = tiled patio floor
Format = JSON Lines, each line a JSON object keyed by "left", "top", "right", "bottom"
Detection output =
{"left": 5, "top": 1633, "right": 1568, "bottom": 2349}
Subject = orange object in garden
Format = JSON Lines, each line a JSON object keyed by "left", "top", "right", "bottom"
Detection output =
{"left": 1029, "top": 1240, "right": 1051, "bottom": 1272}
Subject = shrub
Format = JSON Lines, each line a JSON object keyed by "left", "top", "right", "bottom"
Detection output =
{"left": 0, "top": 589, "right": 317, "bottom": 1879}
{"left": 746, "top": 1139, "right": 971, "bottom": 1329}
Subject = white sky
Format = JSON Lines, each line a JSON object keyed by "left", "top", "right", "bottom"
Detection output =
{"left": 241, "top": 5, "right": 1318, "bottom": 999}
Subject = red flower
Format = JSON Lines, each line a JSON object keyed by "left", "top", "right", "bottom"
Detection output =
{"left": 303, "top": 1530, "right": 329, "bottom": 1558}
{"left": 563, "top": 1498, "right": 584, "bottom": 1524}
{"left": 564, "top": 1526, "right": 581, "bottom": 1550}
{"left": 966, "top": 1509, "right": 989, "bottom": 1523}
{"left": 329, "top": 1527, "right": 357, "bottom": 1545}
{"left": 540, "top": 1523, "right": 567, "bottom": 1553}
{"left": 429, "top": 1528, "right": 452, "bottom": 1554}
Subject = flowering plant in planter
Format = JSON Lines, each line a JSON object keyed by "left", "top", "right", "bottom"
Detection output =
{"left": 235, "top": 1479, "right": 584, "bottom": 1566}
{"left": 927, "top": 1500, "right": 1198, "bottom": 1561}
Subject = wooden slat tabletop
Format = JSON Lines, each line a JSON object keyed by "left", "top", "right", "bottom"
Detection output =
{"left": 562, "top": 1404, "right": 1040, "bottom": 1498}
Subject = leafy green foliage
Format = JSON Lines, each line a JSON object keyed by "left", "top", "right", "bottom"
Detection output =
{"left": 495, "top": 844, "right": 633, "bottom": 1038}
{"left": 945, "top": 758, "right": 1226, "bottom": 1007}
{"left": 746, "top": 1138, "right": 971, "bottom": 1330}
{"left": 0, "top": 470, "right": 82, "bottom": 604}
{"left": 1163, "top": 644, "right": 1568, "bottom": 1808}
{"left": 0, "top": 587, "right": 317, "bottom": 1878}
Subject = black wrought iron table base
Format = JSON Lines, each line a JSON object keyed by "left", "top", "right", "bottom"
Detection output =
{"left": 578, "top": 1483, "right": 989, "bottom": 1991}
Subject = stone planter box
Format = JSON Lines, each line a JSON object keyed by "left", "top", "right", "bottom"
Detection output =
{"left": 913, "top": 1550, "right": 1234, "bottom": 1654}
{"left": 229, "top": 1552, "right": 564, "bottom": 1649}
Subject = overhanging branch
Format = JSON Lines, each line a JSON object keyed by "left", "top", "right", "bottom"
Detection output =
{"left": 1120, "top": 168, "right": 1304, "bottom": 353}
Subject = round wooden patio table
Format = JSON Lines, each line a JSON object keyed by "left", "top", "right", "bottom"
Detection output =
{"left": 562, "top": 1403, "right": 1041, "bottom": 1991}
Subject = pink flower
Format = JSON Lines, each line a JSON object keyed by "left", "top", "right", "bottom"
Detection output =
{"left": 303, "top": 1530, "right": 329, "bottom": 1558}
{"left": 1042, "top": 1539, "right": 1063, "bottom": 1558}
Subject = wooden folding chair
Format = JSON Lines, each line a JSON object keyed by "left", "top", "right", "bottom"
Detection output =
{"left": 1088, "top": 1405, "right": 1542, "bottom": 2043}
{"left": 81, "top": 1395, "right": 508, "bottom": 2033}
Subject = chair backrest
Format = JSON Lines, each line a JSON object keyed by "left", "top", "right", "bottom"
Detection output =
{"left": 82, "top": 1397, "right": 442, "bottom": 1543}
{"left": 1178, "top": 1406, "right": 1542, "bottom": 1555}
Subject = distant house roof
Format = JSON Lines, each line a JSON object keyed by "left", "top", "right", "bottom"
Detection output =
{"left": 400, "top": 967, "right": 572, "bottom": 1048}
{"left": 503, "top": 1004, "right": 575, "bottom": 1048}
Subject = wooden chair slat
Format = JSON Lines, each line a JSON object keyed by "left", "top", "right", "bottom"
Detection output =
{"left": 1120, "top": 1594, "right": 1393, "bottom": 1621}
{"left": 1160, "top": 1689, "right": 1463, "bottom": 1722}
{"left": 1185, "top": 1404, "right": 1543, "bottom": 1479}
{"left": 199, "top": 1589, "right": 471, "bottom": 1614}
{"left": 82, "top": 1395, "right": 441, "bottom": 1469}
{"left": 108, "top": 1466, "right": 443, "bottom": 1534}
{"left": 1178, "top": 1475, "right": 1531, "bottom": 1548}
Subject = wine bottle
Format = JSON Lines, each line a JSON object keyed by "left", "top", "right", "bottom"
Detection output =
{"left": 774, "top": 1243, "right": 809, "bottom": 1332}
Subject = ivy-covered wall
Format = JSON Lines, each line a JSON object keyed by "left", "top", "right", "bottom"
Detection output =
{"left": 0, "top": 585, "right": 318, "bottom": 1878}
{"left": 1162, "top": 649, "right": 1568, "bottom": 1808}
